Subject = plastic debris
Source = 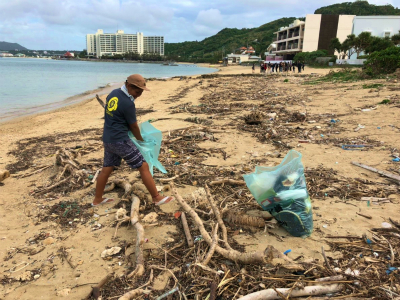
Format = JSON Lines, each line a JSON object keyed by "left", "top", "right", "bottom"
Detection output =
{"left": 283, "top": 249, "right": 292, "bottom": 255}
{"left": 386, "top": 267, "right": 397, "bottom": 275}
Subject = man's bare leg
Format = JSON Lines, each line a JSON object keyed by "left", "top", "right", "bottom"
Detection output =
{"left": 93, "top": 166, "right": 114, "bottom": 205}
{"left": 138, "top": 162, "right": 172, "bottom": 203}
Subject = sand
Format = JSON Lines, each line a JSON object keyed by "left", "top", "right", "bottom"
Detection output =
{"left": 0, "top": 64, "right": 399, "bottom": 299}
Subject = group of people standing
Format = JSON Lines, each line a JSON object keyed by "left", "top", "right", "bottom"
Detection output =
{"left": 252, "top": 61, "right": 305, "bottom": 74}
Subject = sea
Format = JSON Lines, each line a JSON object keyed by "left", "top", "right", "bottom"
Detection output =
{"left": 0, "top": 58, "right": 217, "bottom": 122}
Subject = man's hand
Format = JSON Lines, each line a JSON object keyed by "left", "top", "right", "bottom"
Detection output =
{"left": 129, "top": 122, "right": 144, "bottom": 141}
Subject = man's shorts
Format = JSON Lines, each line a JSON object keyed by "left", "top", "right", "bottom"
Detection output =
{"left": 103, "top": 139, "right": 145, "bottom": 169}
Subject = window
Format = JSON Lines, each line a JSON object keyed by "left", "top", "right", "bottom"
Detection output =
{"left": 384, "top": 32, "right": 391, "bottom": 38}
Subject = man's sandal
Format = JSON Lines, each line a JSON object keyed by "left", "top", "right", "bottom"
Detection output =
{"left": 91, "top": 198, "right": 115, "bottom": 207}
{"left": 153, "top": 194, "right": 174, "bottom": 206}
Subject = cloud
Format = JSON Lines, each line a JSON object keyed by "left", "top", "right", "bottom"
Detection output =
{"left": 193, "top": 9, "right": 223, "bottom": 36}
{"left": 0, "top": 0, "right": 397, "bottom": 49}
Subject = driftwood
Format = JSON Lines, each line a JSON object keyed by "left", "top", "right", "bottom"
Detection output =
{"left": 84, "top": 272, "right": 114, "bottom": 300}
{"left": 171, "top": 182, "right": 302, "bottom": 269}
{"left": 91, "top": 169, "right": 100, "bottom": 183}
{"left": 33, "top": 176, "right": 71, "bottom": 195}
{"left": 205, "top": 184, "right": 233, "bottom": 251}
{"left": 356, "top": 212, "right": 372, "bottom": 219}
{"left": 239, "top": 284, "right": 343, "bottom": 300}
{"left": 18, "top": 165, "right": 51, "bottom": 179}
{"left": 202, "top": 224, "right": 219, "bottom": 266}
{"left": 181, "top": 212, "right": 194, "bottom": 247}
{"left": 209, "top": 179, "right": 246, "bottom": 186}
{"left": 104, "top": 179, "right": 132, "bottom": 199}
{"left": 352, "top": 161, "right": 400, "bottom": 182}
{"left": 118, "top": 269, "right": 153, "bottom": 300}
{"left": 127, "top": 194, "right": 145, "bottom": 278}
{"left": 96, "top": 94, "right": 106, "bottom": 108}
{"left": 0, "top": 169, "right": 10, "bottom": 182}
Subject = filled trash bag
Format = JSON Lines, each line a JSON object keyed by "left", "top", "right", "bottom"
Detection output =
{"left": 243, "top": 150, "right": 313, "bottom": 237}
{"left": 128, "top": 121, "right": 167, "bottom": 176}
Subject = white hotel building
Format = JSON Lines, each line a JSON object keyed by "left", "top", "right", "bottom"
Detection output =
{"left": 86, "top": 30, "right": 164, "bottom": 57}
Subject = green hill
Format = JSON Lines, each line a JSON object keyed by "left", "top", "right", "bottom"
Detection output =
{"left": 165, "top": 17, "right": 298, "bottom": 62}
{"left": 0, "top": 41, "right": 28, "bottom": 51}
{"left": 315, "top": 1, "right": 400, "bottom": 15}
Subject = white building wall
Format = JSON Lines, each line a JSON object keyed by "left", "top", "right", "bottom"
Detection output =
{"left": 302, "top": 14, "right": 322, "bottom": 52}
{"left": 337, "top": 15, "right": 355, "bottom": 42}
{"left": 350, "top": 16, "right": 400, "bottom": 58}
{"left": 353, "top": 16, "right": 400, "bottom": 38}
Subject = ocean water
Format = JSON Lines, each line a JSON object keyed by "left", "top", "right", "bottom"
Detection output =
{"left": 0, "top": 58, "right": 217, "bottom": 122}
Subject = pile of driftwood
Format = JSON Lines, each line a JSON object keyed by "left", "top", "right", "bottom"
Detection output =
{"left": 84, "top": 177, "right": 400, "bottom": 299}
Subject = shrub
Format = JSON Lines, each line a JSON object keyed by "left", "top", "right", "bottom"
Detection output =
{"left": 284, "top": 79, "right": 289, "bottom": 82}
{"left": 364, "top": 47, "right": 400, "bottom": 76}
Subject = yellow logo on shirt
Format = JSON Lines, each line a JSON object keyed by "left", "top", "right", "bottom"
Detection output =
{"left": 107, "top": 97, "right": 119, "bottom": 112}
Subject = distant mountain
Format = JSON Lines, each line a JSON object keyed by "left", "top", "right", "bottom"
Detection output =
{"left": 165, "top": 17, "right": 297, "bottom": 61}
{"left": 0, "top": 41, "right": 28, "bottom": 51}
{"left": 315, "top": 1, "right": 400, "bottom": 15}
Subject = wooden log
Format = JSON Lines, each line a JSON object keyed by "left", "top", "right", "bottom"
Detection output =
{"left": 210, "top": 281, "right": 217, "bottom": 300}
{"left": 127, "top": 194, "right": 145, "bottom": 279}
{"left": 33, "top": 176, "right": 71, "bottom": 195}
{"left": 352, "top": 162, "right": 400, "bottom": 182}
{"left": 181, "top": 212, "right": 194, "bottom": 247}
{"left": 0, "top": 170, "right": 10, "bottom": 182}
{"left": 239, "top": 284, "right": 343, "bottom": 300}
{"left": 91, "top": 170, "right": 100, "bottom": 183}
{"left": 84, "top": 272, "right": 114, "bottom": 300}
{"left": 118, "top": 289, "right": 145, "bottom": 300}
{"left": 209, "top": 179, "right": 246, "bottom": 186}
{"left": 205, "top": 184, "right": 233, "bottom": 251}
{"left": 171, "top": 182, "right": 302, "bottom": 270}
{"left": 360, "top": 197, "right": 389, "bottom": 202}
{"left": 356, "top": 212, "right": 372, "bottom": 219}
{"left": 202, "top": 224, "right": 219, "bottom": 266}
{"left": 315, "top": 275, "right": 344, "bottom": 282}
{"left": 96, "top": 94, "right": 106, "bottom": 108}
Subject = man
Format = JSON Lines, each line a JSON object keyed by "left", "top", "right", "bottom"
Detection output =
{"left": 92, "top": 74, "right": 173, "bottom": 206}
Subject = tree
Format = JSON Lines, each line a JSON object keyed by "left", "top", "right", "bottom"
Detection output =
{"left": 329, "top": 38, "right": 346, "bottom": 59}
{"left": 342, "top": 34, "right": 356, "bottom": 59}
{"left": 365, "top": 36, "right": 394, "bottom": 54}
{"left": 392, "top": 31, "right": 400, "bottom": 46}
{"left": 364, "top": 46, "right": 400, "bottom": 76}
{"left": 78, "top": 49, "right": 87, "bottom": 58}
{"left": 353, "top": 32, "right": 372, "bottom": 58}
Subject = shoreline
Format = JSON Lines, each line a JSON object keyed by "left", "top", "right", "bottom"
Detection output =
{"left": 0, "top": 63, "right": 219, "bottom": 125}
{"left": 1, "top": 65, "right": 399, "bottom": 299}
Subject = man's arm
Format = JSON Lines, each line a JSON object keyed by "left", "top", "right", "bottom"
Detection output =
{"left": 129, "top": 122, "right": 144, "bottom": 141}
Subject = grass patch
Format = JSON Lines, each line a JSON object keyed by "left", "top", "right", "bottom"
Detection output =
{"left": 363, "top": 83, "right": 383, "bottom": 89}
{"left": 378, "top": 99, "right": 391, "bottom": 104}
{"left": 303, "top": 69, "right": 370, "bottom": 85}
{"left": 283, "top": 79, "right": 289, "bottom": 82}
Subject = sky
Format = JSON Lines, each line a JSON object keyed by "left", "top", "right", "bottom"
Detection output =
{"left": 0, "top": 0, "right": 398, "bottom": 50}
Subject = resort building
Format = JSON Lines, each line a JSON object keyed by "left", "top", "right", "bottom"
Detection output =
{"left": 273, "top": 15, "right": 354, "bottom": 59}
{"left": 86, "top": 30, "right": 164, "bottom": 58}
{"left": 270, "top": 14, "right": 400, "bottom": 60}
{"left": 273, "top": 19, "right": 306, "bottom": 59}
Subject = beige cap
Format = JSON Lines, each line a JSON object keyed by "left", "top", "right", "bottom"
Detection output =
{"left": 127, "top": 74, "right": 150, "bottom": 91}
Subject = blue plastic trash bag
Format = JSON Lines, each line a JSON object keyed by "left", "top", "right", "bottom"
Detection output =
{"left": 128, "top": 121, "right": 167, "bottom": 176}
{"left": 243, "top": 150, "right": 313, "bottom": 237}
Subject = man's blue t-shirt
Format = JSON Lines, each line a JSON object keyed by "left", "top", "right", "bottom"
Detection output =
{"left": 103, "top": 88, "right": 137, "bottom": 143}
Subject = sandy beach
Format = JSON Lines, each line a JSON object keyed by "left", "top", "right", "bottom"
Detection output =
{"left": 0, "top": 64, "right": 399, "bottom": 299}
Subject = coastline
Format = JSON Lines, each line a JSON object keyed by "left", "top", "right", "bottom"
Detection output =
{"left": 1, "top": 65, "right": 399, "bottom": 299}
{"left": 0, "top": 62, "right": 219, "bottom": 124}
